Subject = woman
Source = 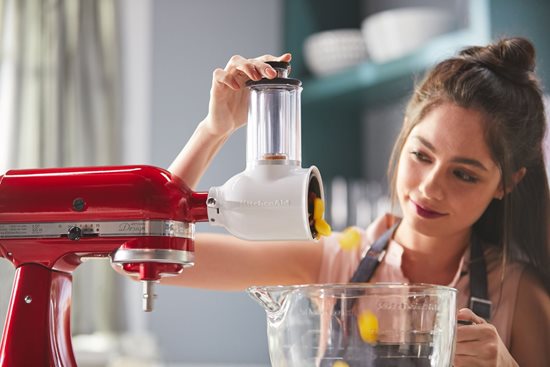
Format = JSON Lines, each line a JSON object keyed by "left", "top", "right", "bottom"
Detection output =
{"left": 164, "top": 37, "right": 550, "bottom": 366}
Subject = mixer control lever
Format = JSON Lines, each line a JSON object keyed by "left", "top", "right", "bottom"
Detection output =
{"left": 67, "top": 226, "right": 82, "bottom": 241}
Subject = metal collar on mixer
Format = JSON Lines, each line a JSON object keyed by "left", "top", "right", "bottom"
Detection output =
{"left": 0, "top": 219, "right": 194, "bottom": 239}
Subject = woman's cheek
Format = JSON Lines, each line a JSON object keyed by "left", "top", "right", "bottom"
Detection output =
{"left": 395, "top": 161, "right": 415, "bottom": 207}
{"left": 397, "top": 159, "right": 419, "bottom": 189}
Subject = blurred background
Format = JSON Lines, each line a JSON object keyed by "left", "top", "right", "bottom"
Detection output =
{"left": 0, "top": 0, "right": 549, "bottom": 366}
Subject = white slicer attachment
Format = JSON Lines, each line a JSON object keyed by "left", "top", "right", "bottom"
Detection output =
{"left": 207, "top": 61, "right": 325, "bottom": 240}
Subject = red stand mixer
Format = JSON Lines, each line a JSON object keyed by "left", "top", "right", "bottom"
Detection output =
{"left": 0, "top": 165, "right": 210, "bottom": 366}
{"left": 0, "top": 61, "right": 326, "bottom": 366}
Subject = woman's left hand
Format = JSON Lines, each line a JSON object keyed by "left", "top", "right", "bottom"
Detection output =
{"left": 454, "top": 308, "right": 518, "bottom": 367}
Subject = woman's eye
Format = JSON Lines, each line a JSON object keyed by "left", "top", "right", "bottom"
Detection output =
{"left": 454, "top": 170, "right": 478, "bottom": 183}
{"left": 410, "top": 151, "right": 430, "bottom": 162}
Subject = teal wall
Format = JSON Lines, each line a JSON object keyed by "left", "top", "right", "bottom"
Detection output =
{"left": 491, "top": 0, "right": 550, "bottom": 91}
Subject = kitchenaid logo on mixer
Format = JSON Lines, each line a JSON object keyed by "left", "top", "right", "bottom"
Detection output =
{"left": 239, "top": 199, "right": 290, "bottom": 208}
{"left": 377, "top": 301, "right": 439, "bottom": 311}
{"left": 118, "top": 222, "right": 146, "bottom": 233}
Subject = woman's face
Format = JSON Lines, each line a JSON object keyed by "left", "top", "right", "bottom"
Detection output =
{"left": 396, "top": 103, "right": 503, "bottom": 238}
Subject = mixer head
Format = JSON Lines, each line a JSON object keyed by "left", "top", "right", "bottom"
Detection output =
{"left": 0, "top": 165, "right": 209, "bottom": 311}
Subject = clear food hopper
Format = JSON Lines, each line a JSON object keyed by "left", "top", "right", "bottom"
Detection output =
{"left": 207, "top": 61, "right": 325, "bottom": 240}
{"left": 248, "top": 283, "right": 457, "bottom": 367}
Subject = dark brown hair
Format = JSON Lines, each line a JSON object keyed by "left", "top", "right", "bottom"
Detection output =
{"left": 388, "top": 37, "right": 550, "bottom": 292}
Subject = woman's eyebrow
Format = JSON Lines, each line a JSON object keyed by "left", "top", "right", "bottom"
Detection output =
{"left": 411, "top": 135, "right": 489, "bottom": 171}
{"left": 412, "top": 135, "right": 436, "bottom": 152}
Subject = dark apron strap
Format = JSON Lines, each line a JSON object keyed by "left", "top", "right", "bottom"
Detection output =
{"left": 349, "top": 219, "right": 401, "bottom": 283}
{"left": 469, "top": 233, "right": 492, "bottom": 320}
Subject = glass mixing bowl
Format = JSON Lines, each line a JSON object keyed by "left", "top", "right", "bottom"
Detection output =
{"left": 248, "top": 283, "right": 457, "bottom": 367}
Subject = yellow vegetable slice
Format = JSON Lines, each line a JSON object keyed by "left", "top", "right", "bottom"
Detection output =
{"left": 314, "top": 218, "right": 332, "bottom": 237}
{"left": 338, "top": 227, "right": 361, "bottom": 251}
{"left": 312, "top": 197, "right": 331, "bottom": 238}
{"left": 357, "top": 310, "right": 379, "bottom": 344}
{"left": 313, "top": 197, "right": 324, "bottom": 220}
{"left": 332, "top": 361, "right": 350, "bottom": 367}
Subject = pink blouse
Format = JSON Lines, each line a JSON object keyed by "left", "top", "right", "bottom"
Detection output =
{"left": 317, "top": 213, "right": 526, "bottom": 348}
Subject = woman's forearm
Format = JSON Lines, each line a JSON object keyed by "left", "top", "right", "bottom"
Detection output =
{"left": 168, "top": 118, "right": 232, "bottom": 189}
{"left": 159, "top": 233, "right": 323, "bottom": 291}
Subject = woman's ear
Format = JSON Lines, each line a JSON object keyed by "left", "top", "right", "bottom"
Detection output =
{"left": 510, "top": 167, "right": 527, "bottom": 190}
{"left": 494, "top": 167, "right": 527, "bottom": 199}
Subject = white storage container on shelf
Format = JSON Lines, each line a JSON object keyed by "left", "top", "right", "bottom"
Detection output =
{"left": 361, "top": 6, "right": 456, "bottom": 63}
{"left": 303, "top": 29, "right": 368, "bottom": 76}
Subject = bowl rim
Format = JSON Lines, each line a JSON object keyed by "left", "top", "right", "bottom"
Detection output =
{"left": 248, "top": 282, "right": 458, "bottom": 295}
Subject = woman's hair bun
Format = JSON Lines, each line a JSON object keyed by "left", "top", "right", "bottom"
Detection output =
{"left": 459, "top": 37, "right": 536, "bottom": 85}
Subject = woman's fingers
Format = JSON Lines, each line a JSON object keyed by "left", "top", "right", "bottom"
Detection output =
{"left": 235, "top": 63, "right": 262, "bottom": 82}
{"left": 232, "top": 60, "right": 273, "bottom": 83}
{"left": 455, "top": 339, "right": 479, "bottom": 356}
{"left": 206, "top": 53, "right": 293, "bottom": 135}
{"left": 212, "top": 67, "right": 240, "bottom": 90}
{"left": 455, "top": 338, "right": 500, "bottom": 366}
{"left": 455, "top": 314, "right": 502, "bottom": 366}
{"left": 456, "top": 324, "right": 482, "bottom": 343}
{"left": 457, "top": 307, "right": 487, "bottom": 324}
{"left": 256, "top": 53, "right": 292, "bottom": 63}
{"left": 457, "top": 323, "right": 499, "bottom": 342}
{"left": 453, "top": 354, "right": 485, "bottom": 367}
{"left": 456, "top": 308, "right": 497, "bottom": 344}
{"left": 217, "top": 53, "right": 292, "bottom": 90}
{"left": 454, "top": 308, "right": 515, "bottom": 367}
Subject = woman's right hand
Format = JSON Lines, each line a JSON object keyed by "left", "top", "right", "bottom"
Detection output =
{"left": 168, "top": 52, "right": 292, "bottom": 188}
{"left": 204, "top": 53, "right": 292, "bottom": 137}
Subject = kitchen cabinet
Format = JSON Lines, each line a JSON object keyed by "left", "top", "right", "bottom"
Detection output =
{"left": 284, "top": 0, "right": 550, "bottom": 181}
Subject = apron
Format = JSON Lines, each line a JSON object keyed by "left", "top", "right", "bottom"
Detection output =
{"left": 319, "top": 220, "right": 491, "bottom": 367}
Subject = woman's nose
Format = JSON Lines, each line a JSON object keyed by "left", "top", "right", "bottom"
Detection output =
{"left": 418, "top": 168, "right": 444, "bottom": 200}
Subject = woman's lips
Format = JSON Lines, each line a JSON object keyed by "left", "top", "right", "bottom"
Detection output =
{"left": 410, "top": 200, "right": 447, "bottom": 219}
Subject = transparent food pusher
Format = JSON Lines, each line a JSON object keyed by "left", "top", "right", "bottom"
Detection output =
{"left": 207, "top": 61, "right": 328, "bottom": 240}
{"left": 247, "top": 61, "right": 301, "bottom": 164}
